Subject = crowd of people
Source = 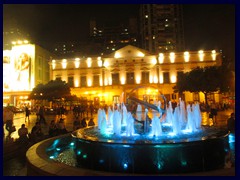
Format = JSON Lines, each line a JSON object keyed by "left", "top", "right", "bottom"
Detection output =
{"left": 3, "top": 105, "right": 98, "bottom": 149}
{"left": 3, "top": 103, "right": 235, "bottom": 153}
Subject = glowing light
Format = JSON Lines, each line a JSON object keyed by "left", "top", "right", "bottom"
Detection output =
{"left": 77, "top": 151, "right": 81, "bottom": 155}
{"left": 121, "top": 77, "right": 125, "bottom": 84}
{"left": 98, "top": 59, "right": 102, "bottom": 67}
{"left": 136, "top": 76, "right": 141, "bottom": 84}
{"left": 56, "top": 148, "right": 61, "bottom": 151}
{"left": 74, "top": 79, "right": 79, "bottom": 87}
{"left": 181, "top": 160, "right": 187, "bottom": 166}
{"left": 137, "top": 52, "right": 145, "bottom": 57}
{"left": 123, "top": 163, "right": 128, "bottom": 169}
{"left": 70, "top": 142, "right": 74, "bottom": 146}
{"left": 158, "top": 53, "right": 164, "bottom": 64}
{"left": 74, "top": 58, "right": 80, "bottom": 68}
{"left": 171, "top": 74, "right": 176, "bottom": 83}
{"left": 147, "top": 88, "right": 151, "bottom": 94}
{"left": 86, "top": 57, "right": 92, "bottom": 67}
{"left": 114, "top": 52, "right": 121, "bottom": 58}
{"left": 198, "top": 50, "right": 204, "bottom": 61}
{"left": 153, "top": 76, "right": 158, "bottom": 83}
{"left": 169, "top": 52, "right": 175, "bottom": 63}
{"left": 108, "top": 77, "right": 112, "bottom": 85}
{"left": 157, "top": 162, "right": 163, "bottom": 170}
{"left": 103, "top": 61, "right": 109, "bottom": 67}
{"left": 62, "top": 59, "right": 67, "bottom": 69}
{"left": 17, "top": 40, "right": 23, "bottom": 44}
{"left": 23, "top": 40, "right": 29, "bottom": 44}
{"left": 83, "top": 154, "right": 87, "bottom": 159}
{"left": 12, "top": 41, "right": 16, "bottom": 45}
{"left": 52, "top": 60, "right": 56, "bottom": 69}
{"left": 49, "top": 156, "right": 55, "bottom": 159}
{"left": 159, "top": 74, "right": 163, "bottom": 84}
{"left": 149, "top": 75, "right": 153, "bottom": 83}
{"left": 184, "top": 51, "right": 190, "bottom": 62}
{"left": 151, "top": 58, "right": 157, "bottom": 65}
{"left": 211, "top": 50, "right": 216, "bottom": 61}
{"left": 228, "top": 133, "right": 235, "bottom": 143}
{"left": 87, "top": 79, "right": 92, "bottom": 87}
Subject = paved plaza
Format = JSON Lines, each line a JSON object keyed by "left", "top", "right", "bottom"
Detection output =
{"left": 3, "top": 108, "right": 235, "bottom": 176}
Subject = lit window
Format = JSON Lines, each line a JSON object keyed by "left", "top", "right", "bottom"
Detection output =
{"left": 62, "top": 59, "right": 67, "bottom": 69}
{"left": 86, "top": 58, "right": 92, "bottom": 67}
{"left": 75, "top": 58, "right": 80, "bottom": 68}
{"left": 211, "top": 50, "right": 216, "bottom": 61}
{"left": 169, "top": 52, "right": 175, "bottom": 63}
{"left": 198, "top": 50, "right": 204, "bottom": 61}
{"left": 158, "top": 53, "right": 164, "bottom": 64}
{"left": 184, "top": 51, "right": 190, "bottom": 62}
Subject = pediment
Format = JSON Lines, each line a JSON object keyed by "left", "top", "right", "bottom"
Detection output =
{"left": 106, "top": 45, "right": 153, "bottom": 59}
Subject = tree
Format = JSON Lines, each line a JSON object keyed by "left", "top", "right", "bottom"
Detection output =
{"left": 29, "top": 79, "right": 72, "bottom": 103}
{"left": 173, "top": 66, "right": 232, "bottom": 105}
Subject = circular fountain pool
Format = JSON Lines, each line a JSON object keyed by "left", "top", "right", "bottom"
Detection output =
{"left": 26, "top": 87, "right": 232, "bottom": 175}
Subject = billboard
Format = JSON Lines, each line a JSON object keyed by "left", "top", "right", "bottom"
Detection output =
{"left": 3, "top": 44, "right": 35, "bottom": 91}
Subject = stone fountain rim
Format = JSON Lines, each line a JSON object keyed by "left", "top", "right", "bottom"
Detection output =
{"left": 71, "top": 126, "right": 230, "bottom": 145}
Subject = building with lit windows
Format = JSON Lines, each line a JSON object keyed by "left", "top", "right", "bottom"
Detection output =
{"left": 3, "top": 43, "right": 54, "bottom": 107}
{"left": 49, "top": 45, "right": 221, "bottom": 106}
{"left": 89, "top": 18, "right": 139, "bottom": 55}
{"left": 139, "top": 4, "right": 185, "bottom": 53}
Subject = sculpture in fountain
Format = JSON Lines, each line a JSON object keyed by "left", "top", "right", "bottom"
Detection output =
{"left": 40, "top": 86, "right": 231, "bottom": 175}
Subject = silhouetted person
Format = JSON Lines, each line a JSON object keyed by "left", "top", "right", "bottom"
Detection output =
{"left": 73, "top": 117, "right": 81, "bottom": 131}
{"left": 227, "top": 113, "right": 235, "bottom": 133}
{"left": 25, "top": 106, "right": 30, "bottom": 122}
{"left": 39, "top": 106, "right": 46, "bottom": 124}
{"left": 30, "top": 122, "right": 44, "bottom": 143}
{"left": 81, "top": 118, "right": 87, "bottom": 128}
{"left": 18, "top": 124, "right": 29, "bottom": 145}
{"left": 48, "top": 120, "right": 58, "bottom": 137}
{"left": 88, "top": 118, "right": 95, "bottom": 127}
{"left": 57, "top": 118, "right": 68, "bottom": 135}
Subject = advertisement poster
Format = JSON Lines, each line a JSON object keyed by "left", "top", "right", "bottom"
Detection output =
{"left": 3, "top": 45, "right": 34, "bottom": 91}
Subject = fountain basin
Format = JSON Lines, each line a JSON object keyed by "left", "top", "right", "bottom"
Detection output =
{"left": 26, "top": 127, "right": 231, "bottom": 175}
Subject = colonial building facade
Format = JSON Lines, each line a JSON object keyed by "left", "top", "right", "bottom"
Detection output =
{"left": 50, "top": 45, "right": 222, "bottom": 106}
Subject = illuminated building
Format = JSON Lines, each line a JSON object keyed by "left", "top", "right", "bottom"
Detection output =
{"left": 49, "top": 45, "right": 222, "bottom": 105}
{"left": 3, "top": 44, "right": 54, "bottom": 107}
{"left": 139, "top": 4, "right": 185, "bottom": 53}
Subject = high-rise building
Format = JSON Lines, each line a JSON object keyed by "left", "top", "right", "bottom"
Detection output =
{"left": 139, "top": 4, "right": 185, "bottom": 53}
{"left": 89, "top": 18, "right": 139, "bottom": 55}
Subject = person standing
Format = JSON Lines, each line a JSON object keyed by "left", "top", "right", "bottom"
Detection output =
{"left": 39, "top": 106, "right": 46, "bottom": 125}
{"left": 3, "top": 106, "right": 15, "bottom": 139}
{"left": 210, "top": 103, "right": 218, "bottom": 125}
{"left": 25, "top": 106, "right": 30, "bottom": 122}
{"left": 227, "top": 113, "right": 235, "bottom": 133}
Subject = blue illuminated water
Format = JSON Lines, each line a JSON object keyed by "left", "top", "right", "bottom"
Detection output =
{"left": 45, "top": 95, "right": 233, "bottom": 174}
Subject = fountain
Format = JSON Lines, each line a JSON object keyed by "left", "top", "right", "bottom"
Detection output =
{"left": 26, "top": 86, "right": 232, "bottom": 175}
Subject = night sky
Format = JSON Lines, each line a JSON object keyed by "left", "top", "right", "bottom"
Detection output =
{"left": 3, "top": 4, "right": 235, "bottom": 60}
